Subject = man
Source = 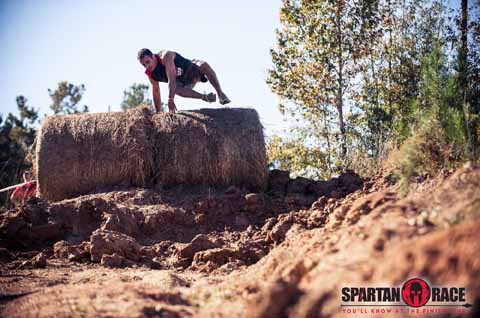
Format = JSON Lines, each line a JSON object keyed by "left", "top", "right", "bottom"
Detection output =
{"left": 10, "top": 171, "right": 36, "bottom": 206}
{"left": 137, "top": 48, "right": 231, "bottom": 113}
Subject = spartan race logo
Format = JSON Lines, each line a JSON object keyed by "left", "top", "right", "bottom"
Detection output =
{"left": 341, "top": 278, "right": 472, "bottom": 316}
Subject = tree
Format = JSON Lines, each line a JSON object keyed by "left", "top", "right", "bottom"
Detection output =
{"left": 121, "top": 83, "right": 152, "bottom": 111}
{"left": 0, "top": 96, "right": 39, "bottom": 206}
{"left": 268, "top": 0, "right": 370, "bottom": 162}
{"left": 48, "top": 81, "right": 88, "bottom": 114}
{"left": 268, "top": 0, "right": 477, "bottom": 178}
{"left": 267, "top": 134, "right": 331, "bottom": 179}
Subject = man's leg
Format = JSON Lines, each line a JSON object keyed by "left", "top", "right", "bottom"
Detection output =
{"left": 175, "top": 86, "right": 216, "bottom": 102}
{"left": 195, "top": 61, "right": 230, "bottom": 103}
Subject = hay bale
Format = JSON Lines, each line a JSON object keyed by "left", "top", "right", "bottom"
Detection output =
{"left": 151, "top": 108, "right": 267, "bottom": 192}
{"left": 35, "top": 107, "right": 154, "bottom": 201}
{"left": 36, "top": 107, "right": 267, "bottom": 201}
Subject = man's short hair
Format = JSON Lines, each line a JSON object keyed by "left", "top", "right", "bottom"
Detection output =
{"left": 137, "top": 48, "right": 153, "bottom": 60}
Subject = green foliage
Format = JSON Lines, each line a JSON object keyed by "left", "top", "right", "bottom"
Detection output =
{"left": 387, "top": 42, "right": 471, "bottom": 193}
{"left": 267, "top": 0, "right": 370, "bottom": 161}
{"left": 1, "top": 81, "right": 90, "bottom": 206}
{"left": 0, "top": 96, "right": 39, "bottom": 206}
{"left": 121, "top": 83, "right": 152, "bottom": 111}
{"left": 268, "top": 0, "right": 480, "bottom": 180}
{"left": 387, "top": 119, "right": 449, "bottom": 195}
{"left": 49, "top": 81, "right": 89, "bottom": 114}
{"left": 267, "top": 134, "right": 331, "bottom": 179}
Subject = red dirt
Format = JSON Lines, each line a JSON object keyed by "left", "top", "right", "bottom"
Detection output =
{"left": 1, "top": 165, "right": 479, "bottom": 318}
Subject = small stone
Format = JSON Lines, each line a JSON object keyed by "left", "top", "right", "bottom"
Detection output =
{"left": 225, "top": 186, "right": 240, "bottom": 195}
{"left": 235, "top": 215, "right": 249, "bottom": 228}
{"left": 245, "top": 193, "right": 264, "bottom": 205}
{"left": 101, "top": 253, "right": 124, "bottom": 268}
{"left": 32, "top": 252, "right": 47, "bottom": 268}
{"left": 330, "top": 190, "right": 341, "bottom": 199}
{"left": 312, "top": 196, "right": 328, "bottom": 209}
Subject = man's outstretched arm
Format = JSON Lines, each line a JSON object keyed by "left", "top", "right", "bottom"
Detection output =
{"left": 150, "top": 77, "right": 162, "bottom": 112}
{"left": 163, "top": 51, "right": 178, "bottom": 113}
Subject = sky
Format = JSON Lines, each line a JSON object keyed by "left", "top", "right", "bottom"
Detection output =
{"left": 0, "top": 0, "right": 289, "bottom": 136}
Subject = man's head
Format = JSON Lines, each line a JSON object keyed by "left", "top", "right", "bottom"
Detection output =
{"left": 137, "top": 48, "right": 157, "bottom": 71}
{"left": 23, "top": 170, "right": 33, "bottom": 182}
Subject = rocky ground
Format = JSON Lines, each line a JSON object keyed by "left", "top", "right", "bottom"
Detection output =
{"left": 0, "top": 164, "right": 479, "bottom": 318}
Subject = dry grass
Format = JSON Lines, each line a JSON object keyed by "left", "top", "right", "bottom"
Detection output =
{"left": 35, "top": 106, "right": 154, "bottom": 201}
{"left": 152, "top": 108, "right": 267, "bottom": 192}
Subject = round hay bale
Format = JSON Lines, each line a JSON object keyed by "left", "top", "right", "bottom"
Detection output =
{"left": 35, "top": 107, "right": 154, "bottom": 201}
{"left": 151, "top": 108, "right": 267, "bottom": 192}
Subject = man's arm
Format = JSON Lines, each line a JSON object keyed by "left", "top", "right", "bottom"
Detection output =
{"left": 162, "top": 51, "right": 178, "bottom": 113}
{"left": 149, "top": 77, "right": 162, "bottom": 112}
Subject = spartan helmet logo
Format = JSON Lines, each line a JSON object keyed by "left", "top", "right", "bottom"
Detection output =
{"left": 409, "top": 282, "right": 423, "bottom": 306}
{"left": 401, "top": 278, "right": 431, "bottom": 307}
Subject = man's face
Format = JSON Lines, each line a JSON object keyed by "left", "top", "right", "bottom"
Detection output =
{"left": 139, "top": 55, "right": 156, "bottom": 71}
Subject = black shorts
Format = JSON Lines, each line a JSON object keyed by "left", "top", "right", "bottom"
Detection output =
{"left": 177, "top": 59, "right": 208, "bottom": 89}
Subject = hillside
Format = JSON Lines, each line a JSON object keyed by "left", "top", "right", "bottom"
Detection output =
{"left": 1, "top": 163, "right": 479, "bottom": 317}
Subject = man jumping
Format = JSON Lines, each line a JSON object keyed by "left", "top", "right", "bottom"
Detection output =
{"left": 137, "top": 48, "right": 231, "bottom": 113}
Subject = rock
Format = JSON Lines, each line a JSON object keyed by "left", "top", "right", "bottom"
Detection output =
{"left": 101, "top": 210, "right": 139, "bottom": 237}
{"left": 53, "top": 241, "right": 89, "bottom": 262}
{"left": 267, "top": 169, "right": 291, "bottom": 195}
{"left": 225, "top": 186, "right": 241, "bottom": 195}
{"left": 194, "top": 199, "right": 212, "bottom": 212}
{"left": 0, "top": 247, "right": 12, "bottom": 261}
{"left": 285, "top": 194, "right": 310, "bottom": 207}
{"left": 345, "top": 191, "right": 396, "bottom": 224}
{"left": 101, "top": 253, "right": 124, "bottom": 268}
{"left": 267, "top": 216, "right": 294, "bottom": 243}
{"left": 176, "top": 234, "right": 221, "bottom": 260}
{"left": 149, "top": 258, "right": 163, "bottom": 269}
{"left": 307, "top": 210, "right": 328, "bottom": 228}
{"left": 261, "top": 218, "right": 277, "bottom": 233}
{"left": 89, "top": 229, "right": 141, "bottom": 262}
{"left": 338, "top": 170, "right": 363, "bottom": 190}
{"left": 18, "top": 252, "right": 48, "bottom": 269}
{"left": 31, "top": 252, "right": 47, "bottom": 268}
{"left": 235, "top": 215, "right": 250, "bottom": 228}
{"left": 142, "top": 208, "right": 179, "bottom": 233}
{"left": 307, "top": 180, "right": 328, "bottom": 196}
{"left": 311, "top": 196, "right": 328, "bottom": 209}
{"left": 194, "top": 213, "right": 207, "bottom": 224}
{"left": 245, "top": 193, "right": 264, "bottom": 205}
{"left": 286, "top": 177, "right": 312, "bottom": 194}
{"left": 245, "top": 193, "right": 265, "bottom": 214}
{"left": 192, "top": 247, "right": 236, "bottom": 268}
{"left": 28, "top": 222, "right": 63, "bottom": 241}
{"left": 329, "top": 190, "right": 341, "bottom": 199}
{"left": 245, "top": 278, "right": 301, "bottom": 318}
{"left": 0, "top": 212, "right": 27, "bottom": 237}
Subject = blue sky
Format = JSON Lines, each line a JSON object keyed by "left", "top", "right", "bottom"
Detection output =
{"left": 0, "top": 0, "right": 288, "bottom": 136}
{"left": 0, "top": 0, "right": 466, "bottom": 137}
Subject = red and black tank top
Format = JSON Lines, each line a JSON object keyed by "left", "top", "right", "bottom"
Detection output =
{"left": 145, "top": 52, "right": 193, "bottom": 83}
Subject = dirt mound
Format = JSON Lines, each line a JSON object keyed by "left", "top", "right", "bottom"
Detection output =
{"left": 2, "top": 164, "right": 479, "bottom": 317}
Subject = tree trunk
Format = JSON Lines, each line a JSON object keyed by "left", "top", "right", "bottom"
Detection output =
{"left": 460, "top": 0, "right": 473, "bottom": 156}
{"left": 336, "top": 2, "right": 346, "bottom": 161}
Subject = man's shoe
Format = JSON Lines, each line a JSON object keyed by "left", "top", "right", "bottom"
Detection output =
{"left": 202, "top": 92, "right": 216, "bottom": 103}
{"left": 219, "top": 95, "right": 231, "bottom": 105}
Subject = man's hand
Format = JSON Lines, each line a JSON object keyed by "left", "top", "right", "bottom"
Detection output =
{"left": 150, "top": 78, "right": 162, "bottom": 113}
{"left": 168, "top": 98, "right": 177, "bottom": 114}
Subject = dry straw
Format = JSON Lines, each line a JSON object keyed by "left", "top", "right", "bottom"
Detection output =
{"left": 35, "top": 106, "right": 154, "bottom": 201}
{"left": 152, "top": 108, "right": 267, "bottom": 192}
{"left": 35, "top": 107, "right": 267, "bottom": 201}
